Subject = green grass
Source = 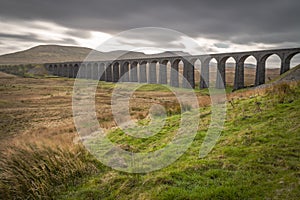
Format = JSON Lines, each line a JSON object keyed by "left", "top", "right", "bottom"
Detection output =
{"left": 136, "top": 84, "right": 172, "bottom": 92}
{"left": 55, "top": 81, "right": 300, "bottom": 199}
{"left": 0, "top": 64, "right": 35, "bottom": 77}
{"left": 93, "top": 82, "right": 233, "bottom": 101}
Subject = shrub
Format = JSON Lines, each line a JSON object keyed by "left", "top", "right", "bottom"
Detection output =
{"left": 265, "top": 82, "right": 298, "bottom": 103}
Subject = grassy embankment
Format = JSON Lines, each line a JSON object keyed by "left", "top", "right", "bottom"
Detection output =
{"left": 57, "top": 81, "right": 300, "bottom": 199}
{"left": 0, "top": 68, "right": 299, "bottom": 199}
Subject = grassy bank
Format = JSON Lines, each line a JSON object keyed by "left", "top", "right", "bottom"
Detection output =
{"left": 55, "top": 81, "right": 300, "bottom": 199}
{"left": 0, "top": 70, "right": 299, "bottom": 199}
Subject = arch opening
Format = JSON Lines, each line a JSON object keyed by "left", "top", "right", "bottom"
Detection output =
{"left": 265, "top": 54, "right": 281, "bottom": 83}
{"left": 243, "top": 56, "right": 257, "bottom": 87}
{"left": 224, "top": 57, "right": 236, "bottom": 88}
{"left": 209, "top": 58, "right": 217, "bottom": 88}
{"left": 194, "top": 59, "right": 201, "bottom": 88}
{"left": 290, "top": 52, "right": 300, "bottom": 69}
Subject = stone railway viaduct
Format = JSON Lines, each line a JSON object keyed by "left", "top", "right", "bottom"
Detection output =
{"left": 45, "top": 48, "right": 300, "bottom": 90}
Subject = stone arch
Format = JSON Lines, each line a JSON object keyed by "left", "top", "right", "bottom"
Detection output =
{"left": 149, "top": 60, "right": 158, "bottom": 84}
{"left": 265, "top": 54, "right": 281, "bottom": 83}
{"left": 170, "top": 59, "right": 181, "bottom": 87}
{"left": 259, "top": 53, "right": 281, "bottom": 63}
{"left": 130, "top": 61, "right": 138, "bottom": 82}
{"left": 222, "top": 56, "right": 237, "bottom": 87}
{"left": 285, "top": 51, "right": 300, "bottom": 72}
{"left": 112, "top": 62, "right": 120, "bottom": 82}
{"left": 215, "top": 56, "right": 236, "bottom": 89}
{"left": 285, "top": 51, "right": 300, "bottom": 70}
{"left": 254, "top": 53, "right": 280, "bottom": 86}
{"left": 285, "top": 51, "right": 300, "bottom": 63}
{"left": 238, "top": 55, "right": 257, "bottom": 87}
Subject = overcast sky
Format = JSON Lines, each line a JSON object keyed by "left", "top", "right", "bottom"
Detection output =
{"left": 0, "top": 0, "right": 300, "bottom": 66}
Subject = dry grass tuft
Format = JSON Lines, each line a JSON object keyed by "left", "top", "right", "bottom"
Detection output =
{"left": 265, "top": 81, "right": 299, "bottom": 103}
{"left": 0, "top": 136, "right": 98, "bottom": 199}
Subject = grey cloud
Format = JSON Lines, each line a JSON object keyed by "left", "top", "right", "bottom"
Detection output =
{"left": 231, "top": 32, "right": 300, "bottom": 45}
{"left": 116, "top": 38, "right": 186, "bottom": 49}
{"left": 65, "top": 30, "right": 92, "bottom": 39}
{"left": 117, "top": 30, "right": 184, "bottom": 44}
{"left": 0, "top": 33, "right": 40, "bottom": 42}
{"left": 115, "top": 28, "right": 188, "bottom": 49}
{"left": 214, "top": 43, "right": 230, "bottom": 49}
{"left": 0, "top": 32, "right": 78, "bottom": 45}
{"left": 0, "top": 0, "right": 299, "bottom": 49}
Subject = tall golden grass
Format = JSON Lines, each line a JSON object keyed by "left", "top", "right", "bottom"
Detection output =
{"left": 0, "top": 134, "right": 98, "bottom": 199}
{"left": 265, "top": 81, "right": 299, "bottom": 103}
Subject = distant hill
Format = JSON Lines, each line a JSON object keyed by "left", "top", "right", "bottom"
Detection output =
{"left": 0, "top": 45, "right": 93, "bottom": 65}
{"left": 207, "top": 62, "right": 256, "bottom": 69}
{"left": 0, "top": 45, "right": 258, "bottom": 68}
{"left": 274, "top": 64, "right": 300, "bottom": 83}
{"left": 0, "top": 45, "right": 190, "bottom": 65}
